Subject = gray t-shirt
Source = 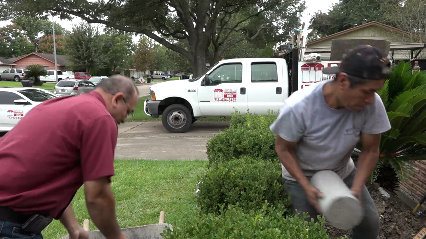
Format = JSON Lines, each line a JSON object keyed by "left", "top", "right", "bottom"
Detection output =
{"left": 270, "top": 80, "right": 391, "bottom": 181}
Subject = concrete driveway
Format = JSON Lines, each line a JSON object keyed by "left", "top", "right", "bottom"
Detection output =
{"left": 115, "top": 121, "right": 229, "bottom": 160}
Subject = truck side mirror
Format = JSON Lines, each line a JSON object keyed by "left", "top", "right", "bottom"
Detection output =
{"left": 203, "top": 74, "right": 210, "bottom": 86}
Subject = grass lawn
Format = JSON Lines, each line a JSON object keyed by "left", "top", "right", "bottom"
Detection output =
{"left": 0, "top": 81, "right": 55, "bottom": 90}
{"left": 130, "top": 96, "right": 231, "bottom": 122}
{"left": 43, "top": 160, "right": 208, "bottom": 239}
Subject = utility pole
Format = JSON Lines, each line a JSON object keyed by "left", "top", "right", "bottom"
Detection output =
{"left": 52, "top": 15, "right": 58, "bottom": 83}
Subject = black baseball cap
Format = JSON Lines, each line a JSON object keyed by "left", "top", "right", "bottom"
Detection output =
{"left": 323, "top": 45, "right": 391, "bottom": 80}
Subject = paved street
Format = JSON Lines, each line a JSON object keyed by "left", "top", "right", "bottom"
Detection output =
{"left": 116, "top": 121, "right": 229, "bottom": 160}
{"left": 137, "top": 84, "right": 151, "bottom": 97}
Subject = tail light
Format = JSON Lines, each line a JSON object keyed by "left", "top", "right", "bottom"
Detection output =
{"left": 22, "top": 73, "right": 25, "bottom": 76}
{"left": 73, "top": 87, "right": 78, "bottom": 91}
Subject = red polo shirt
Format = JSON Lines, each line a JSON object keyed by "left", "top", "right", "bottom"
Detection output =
{"left": 0, "top": 91, "right": 117, "bottom": 219}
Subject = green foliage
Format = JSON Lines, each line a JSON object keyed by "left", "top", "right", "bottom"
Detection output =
{"left": 0, "top": 24, "right": 35, "bottom": 57}
{"left": 133, "top": 36, "right": 156, "bottom": 73}
{"left": 197, "top": 156, "right": 290, "bottom": 215}
{"left": 207, "top": 110, "right": 279, "bottom": 165}
{"left": 162, "top": 204, "right": 342, "bottom": 239}
{"left": 355, "top": 61, "right": 426, "bottom": 190}
{"left": 24, "top": 64, "right": 47, "bottom": 86}
{"left": 100, "top": 28, "right": 134, "bottom": 74}
{"left": 4, "top": 0, "right": 305, "bottom": 76}
{"left": 64, "top": 23, "right": 105, "bottom": 72}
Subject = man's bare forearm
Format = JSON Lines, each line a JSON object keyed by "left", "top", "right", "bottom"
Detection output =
{"left": 352, "top": 150, "right": 380, "bottom": 191}
{"left": 85, "top": 188, "right": 122, "bottom": 239}
{"left": 276, "top": 149, "right": 311, "bottom": 189}
{"left": 60, "top": 204, "right": 80, "bottom": 233}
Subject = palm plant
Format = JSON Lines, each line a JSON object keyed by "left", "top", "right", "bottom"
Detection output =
{"left": 25, "top": 64, "right": 47, "bottom": 86}
{"left": 354, "top": 61, "right": 426, "bottom": 192}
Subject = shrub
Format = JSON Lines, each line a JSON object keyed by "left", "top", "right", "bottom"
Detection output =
{"left": 229, "top": 109, "right": 279, "bottom": 130}
{"left": 196, "top": 156, "right": 291, "bottom": 215}
{"left": 207, "top": 110, "right": 279, "bottom": 165}
{"left": 162, "top": 204, "right": 343, "bottom": 239}
{"left": 207, "top": 127, "right": 278, "bottom": 165}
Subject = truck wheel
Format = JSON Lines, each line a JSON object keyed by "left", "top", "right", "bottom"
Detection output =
{"left": 162, "top": 77, "right": 166, "bottom": 80}
{"left": 162, "top": 104, "right": 193, "bottom": 133}
{"left": 14, "top": 76, "right": 20, "bottom": 82}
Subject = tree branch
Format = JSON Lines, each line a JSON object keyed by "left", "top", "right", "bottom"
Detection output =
{"left": 52, "top": 8, "right": 193, "bottom": 61}
{"left": 218, "top": 25, "right": 266, "bottom": 56}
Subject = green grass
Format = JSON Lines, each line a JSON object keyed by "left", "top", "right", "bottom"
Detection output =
{"left": 130, "top": 96, "right": 231, "bottom": 122}
{"left": 43, "top": 160, "right": 208, "bottom": 239}
{"left": 0, "top": 81, "right": 55, "bottom": 90}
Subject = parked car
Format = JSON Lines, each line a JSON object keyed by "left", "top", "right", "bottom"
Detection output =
{"left": 0, "top": 87, "right": 57, "bottom": 132}
{"left": 151, "top": 73, "right": 170, "bottom": 80}
{"left": 53, "top": 80, "right": 96, "bottom": 96}
{"left": 0, "top": 68, "right": 27, "bottom": 82}
{"left": 40, "top": 70, "right": 74, "bottom": 83}
{"left": 74, "top": 72, "right": 92, "bottom": 80}
{"left": 89, "top": 76, "right": 108, "bottom": 85}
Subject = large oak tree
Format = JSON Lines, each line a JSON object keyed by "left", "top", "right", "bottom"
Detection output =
{"left": 4, "top": 0, "right": 305, "bottom": 76}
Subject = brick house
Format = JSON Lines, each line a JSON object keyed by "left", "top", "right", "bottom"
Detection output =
{"left": 10, "top": 52, "right": 69, "bottom": 71}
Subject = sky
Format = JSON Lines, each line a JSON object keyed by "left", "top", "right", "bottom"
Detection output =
{"left": 0, "top": 0, "right": 340, "bottom": 43}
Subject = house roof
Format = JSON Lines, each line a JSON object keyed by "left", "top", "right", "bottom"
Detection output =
{"left": 12, "top": 52, "right": 68, "bottom": 66}
{"left": 0, "top": 57, "right": 16, "bottom": 65}
{"left": 307, "top": 21, "right": 421, "bottom": 46}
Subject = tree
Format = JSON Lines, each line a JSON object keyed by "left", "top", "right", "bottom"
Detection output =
{"left": 101, "top": 28, "right": 134, "bottom": 74}
{"left": 24, "top": 64, "right": 47, "bottom": 86}
{"left": 12, "top": 16, "right": 67, "bottom": 51}
{"left": 308, "top": 0, "right": 399, "bottom": 40}
{"left": 5, "top": 0, "right": 305, "bottom": 77}
{"left": 133, "top": 36, "right": 157, "bottom": 74}
{"left": 0, "top": 24, "right": 35, "bottom": 57}
{"left": 64, "top": 23, "right": 105, "bottom": 72}
{"left": 308, "top": 0, "right": 426, "bottom": 42}
{"left": 390, "top": 0, "right": 426, "bottom": 42}
{"left": 38, "top": 35, "right": 66, "bottom": 55}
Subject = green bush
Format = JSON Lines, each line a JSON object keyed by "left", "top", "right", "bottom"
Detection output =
{"left": 207, "top": 110, "right": 279, "bottom": 165}
{"left": 207, "top": 127, "right": 278, "bottom": 165}
{"left": 162, "top": 204, "right": 344, "bottom": 239}
{"left": 196, "top": 156, "right": 291, "bottom": 215}
{"left": 229, "top": 109, "right": 279, "bottom": 130}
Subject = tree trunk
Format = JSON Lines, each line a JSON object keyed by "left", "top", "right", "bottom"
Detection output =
{"left": 192, "top": 49, "right": 207, "bottom": 77}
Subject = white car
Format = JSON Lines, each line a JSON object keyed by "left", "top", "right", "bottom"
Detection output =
{"left": 0, "top": 88, "right": 57, "bottom": 132}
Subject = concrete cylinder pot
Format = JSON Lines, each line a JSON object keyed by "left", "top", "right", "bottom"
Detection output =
{"left": 311, "top": 170, "right": 363, "bottom": 230}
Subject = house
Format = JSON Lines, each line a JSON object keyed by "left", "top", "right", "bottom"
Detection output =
{"left": 305, "top": 21, "right": 426, "bottom": 66}
{"left": 0, "top": 57, "right": 16, "bottom": 72}
{"left": 9, "top": 52, "right": 69, "bottom": 71}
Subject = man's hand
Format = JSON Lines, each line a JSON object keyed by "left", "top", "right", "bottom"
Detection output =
{"left": 303, "top": 185, "right": 324, "bottom": 213}
{"left": 69, "top": 227, "right": 90, "bottom": 239}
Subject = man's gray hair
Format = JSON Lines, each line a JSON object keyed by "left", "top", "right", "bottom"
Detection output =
{"left": 95, "top": 75, "right": 139, "bottom": 100}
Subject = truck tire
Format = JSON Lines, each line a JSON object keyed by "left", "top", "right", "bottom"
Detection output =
{"left": 162, "top": 104, "right": 193, "bottom": 133}
{"left": 14, "top": 76, "right": 20, "bottom": 82}
{"left": 162, "top": 77, "right": 166, "bottom": 80}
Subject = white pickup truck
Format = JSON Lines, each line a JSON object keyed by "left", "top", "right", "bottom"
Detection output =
{"left": 144, "top": 57, "right": 341, "bottom": 133}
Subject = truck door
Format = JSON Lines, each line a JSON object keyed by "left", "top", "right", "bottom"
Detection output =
{"left": 245, "top": 61, "right": 287, "bottom": 114}
{"left": 197, "top": 62, "right": 248, "bottom": 116}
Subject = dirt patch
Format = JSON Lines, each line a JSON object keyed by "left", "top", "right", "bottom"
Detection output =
{"left": 326, "top": 184, "right": 426, "bottom": 239}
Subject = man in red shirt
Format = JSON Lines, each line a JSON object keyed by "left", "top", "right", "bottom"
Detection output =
{"left": 0, "top": 75, "right": 139, "bottom": 239}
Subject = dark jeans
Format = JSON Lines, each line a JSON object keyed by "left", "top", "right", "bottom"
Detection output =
{"left": 0, "top": 220, "right": 43, "bottom": 239}
{"left": 284, "top": 169, "right": 380, "bottom": 239}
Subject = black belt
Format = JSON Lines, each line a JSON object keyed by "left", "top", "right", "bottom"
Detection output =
{"left": 0, "top": 206, "right": 52, "bottom": 234}
{"left": 0, "top": 206, "right": 31, "bottom": 224}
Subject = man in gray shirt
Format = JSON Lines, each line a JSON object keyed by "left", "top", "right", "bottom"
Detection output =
{"left": 270, "top": 45, "right": 391, "bottom": 239}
